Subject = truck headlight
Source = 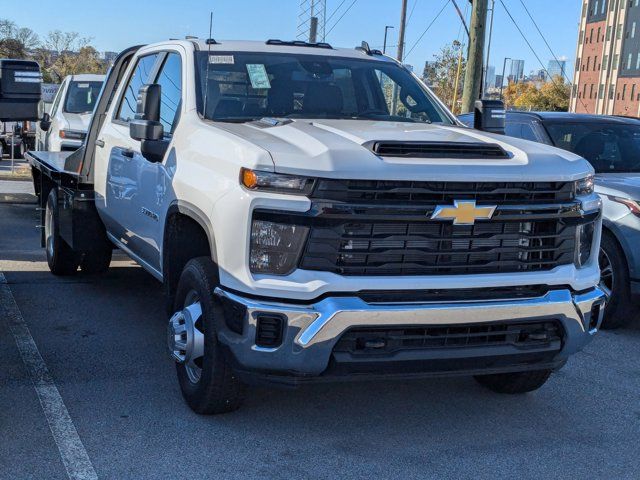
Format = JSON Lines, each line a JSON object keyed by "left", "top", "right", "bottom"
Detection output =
{"left": 575, "top": 175, "right": 595, "bottom": 196}
{"left": 576, "top": 222, "right": 596, "bottom": 267}
{"left": 250, "top": 220, "right": 309, "bottom": 275}
{"left": 241, "top": 168, "right": 314, "bottom": 195}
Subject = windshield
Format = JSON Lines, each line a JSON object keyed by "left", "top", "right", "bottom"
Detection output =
{"left": 64, "top": 81, "right": 103, "bottom": 114}
{"left": 545, "top": 122, "right": 640, "bottom": 173}
{"left": 195, "top": 51, "right": 453, "bottom": 124}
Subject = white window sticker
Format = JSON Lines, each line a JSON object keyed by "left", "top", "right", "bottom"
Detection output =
{"left": 209, "top": 55, "right": 235, "bottom": 64}
{"left": 77, "top": 83, "right": 89, "bottom": 88}
{"left": 246, "top": 64, "right": 271, "bottom": 89}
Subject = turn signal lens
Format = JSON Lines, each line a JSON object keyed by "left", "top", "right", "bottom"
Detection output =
{"left": 241, "top": 168, "right": 258, "bottom": 189}
{"left": 240, "top": 168, "right": 314, "bottom": 195}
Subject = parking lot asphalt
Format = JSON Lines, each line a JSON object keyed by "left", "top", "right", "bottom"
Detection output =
{"left": 1, "top": 191, "right": 640, "bottom": 480}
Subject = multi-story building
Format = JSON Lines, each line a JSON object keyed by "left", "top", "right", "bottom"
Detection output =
{"left": 572, "top": 0, "right": 640, "bottom": 116}
{"left": 509, "top": 59, "right": 525, "bottom": 83}
{"left": 547, "top": 59, "right": 568, "bottom": 81}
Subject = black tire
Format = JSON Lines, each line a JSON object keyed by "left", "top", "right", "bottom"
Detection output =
{"left": 474, "top": 369, "right": 552, "bottom": 394}
{"left": 599, "top": 231, "right": 635, "bottom": 329}
{"left": 80, "top": 247, "right": 113, "bottom": 274}
{"left": 45, "top": 189, "right": 80, "bottom": 276}
{"left": 173, "top": 257, "right": 245, "bottom": 414}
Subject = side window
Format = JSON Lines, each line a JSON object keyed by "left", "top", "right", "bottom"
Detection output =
{"left": 153, "top": 53, "right": 182, "bottom": 134}
{"left": 50, "top": 80, "right": 66, "bottom": 115}
{"left": 505, "top": 122, "right": 523, "bottom": 139}
{"left": 116, "top": 53, "right": 160, "bottom": 123}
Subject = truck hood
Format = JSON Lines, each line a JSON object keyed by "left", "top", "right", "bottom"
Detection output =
{"left": 63, "top": 112, "right": 92, "bottom": 133}
{"left": 217, "top": 119, "right": 592, "bottom": 182}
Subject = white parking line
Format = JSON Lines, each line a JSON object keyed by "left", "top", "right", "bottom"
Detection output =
{"left": 0, "top": 272, "right": 98, "bottom": 480}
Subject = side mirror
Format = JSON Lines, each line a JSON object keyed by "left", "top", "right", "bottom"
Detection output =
{"left": 473, "top": 99, "right": 505, "bottom": 135}
{"left": 129, "top": 84, "right": 168, "bottom": 163}
{"left": 40, "top": 112, "right": 51, "bottom": 132}
{"left": 129, "top": 83, "right": 163, "bottom": 141}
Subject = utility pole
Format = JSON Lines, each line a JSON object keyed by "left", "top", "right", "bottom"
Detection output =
{"left": 396, "top": 0, "right": 408, "bottom": 62}
{"left": 392, "top": 0, "right": 408, "bottom": 115}
{"left": 309, "top": 17, "right": 318, "bottom": 43}
{"left": 461, "top": 0, "right": 489, "bottom": 113}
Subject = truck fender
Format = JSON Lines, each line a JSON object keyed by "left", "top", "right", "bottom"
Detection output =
{"left": 165, "top": 201, "right": 218, "bottom": 265}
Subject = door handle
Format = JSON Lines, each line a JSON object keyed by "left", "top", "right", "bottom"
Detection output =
{"left": 95, "top": 139, "right": 105, "bottom": 148}
{"left": 122, "top": 149, "right": 134, "bottom": 159}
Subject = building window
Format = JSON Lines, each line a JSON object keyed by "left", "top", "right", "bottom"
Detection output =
{"left": 576, "top": 57, "right": 581, "bottom": 71}
{"left": 607, "top": 25, "right": 612, "bottom": 41}
{"left": 598, "top": 27, "right": 602, "bottom": 42}
{"left": 633, "top": 22, "right": 637, "bottom": 38}
{"left": 632, "top": 84, "right": 636, "bottom": 100}
{"left": 636, "top": 53, "right": 640, "bottom": 69}
{"left": 579, "top": 30, "right": 584, "bottom": 43}
{"left": 617, "top": 24, "right": 623, "bottom": 40}
{"left": 591, "top": 28, "right": 594, "bottom": 43}
{"left": 599, "top": 84, "right": 605, "bottom": 98}
{"left": 623, "top": 84, "right": 627, "bottom": 100}
{"left": 603, "top": 54, "right": 609, "bottom": 70}
{"left": 628, "top": 53, "right": 633, "bottom": 69}
{"left": 590, "top": 84, "right": 595, "bottom": 99}
{"left": 594, "top": 0, "right": 599, "bottom": 14}
{"left": 595, "top": 55, "right": 599, "bottom": 70}
{"left": 587, "top": 57, "right": 591, "bottom": 70}
{"left": 614, "top": 54, "right": 620, "bottom": 69}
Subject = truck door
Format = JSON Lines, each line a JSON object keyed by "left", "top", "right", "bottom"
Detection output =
{"left": 93, "top": 50, "right": 183, "bottom": 276}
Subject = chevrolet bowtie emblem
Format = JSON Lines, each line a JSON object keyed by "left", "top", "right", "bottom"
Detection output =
{"left": 431, "top": 200, "right": 497, "bottom": 225}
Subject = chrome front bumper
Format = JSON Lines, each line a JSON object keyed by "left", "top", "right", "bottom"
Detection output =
{"left": 214, "top": 287, "right": 606, "bottom": 378}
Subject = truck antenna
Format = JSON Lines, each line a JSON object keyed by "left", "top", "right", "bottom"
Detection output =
{"left": 203, "top": 11, "right": 213, "bottom": 118}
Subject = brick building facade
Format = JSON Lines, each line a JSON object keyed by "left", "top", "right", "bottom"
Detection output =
{"left": 571, "top": 0, "right": 640, "bottom": 116}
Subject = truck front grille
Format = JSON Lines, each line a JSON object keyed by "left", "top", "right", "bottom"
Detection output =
{"left": 312, "top": 179, "right": 575, "bottom": 205}
{"left": 333, "top": 321, "right": 564, "bottom": 356}
{"left": 300, "top": 218, "right": 576, "bottom": 276}
{"left": 253, "top": 180, "right": 588, "bottom": 277}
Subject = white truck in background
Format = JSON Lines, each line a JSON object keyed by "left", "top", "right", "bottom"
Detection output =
{"left": 36, "top": 74, "right": 104, "bottom": 152}
{"left": 27, "top": 39, "right": 605, "bottom": 414}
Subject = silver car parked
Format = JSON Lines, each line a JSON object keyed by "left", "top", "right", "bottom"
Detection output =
{"left": 459, "top": 111, "right": 640, "bottom": 329}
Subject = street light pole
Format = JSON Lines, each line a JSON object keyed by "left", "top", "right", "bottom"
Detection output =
{"left": 500, "top": 57, "right": 511, "bottom": 100}
{"left": 383, "top": 25, "right": 394, "bottom": 54}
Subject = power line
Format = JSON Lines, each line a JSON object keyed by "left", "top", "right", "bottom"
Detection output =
{"left": 498, "top": 0, "right": 587, "bottom": 111}
{"left": 326, "top": 0, "right": 358, "bottom": 36}
{"left": 326, "top": 0, "right": 349, "bottom": 25}
{"left": 405, "top": 0, "right": 450, "bottom": 58}
{"left": 406, "top": 0, "right": 419, "bottom": 27}
{"left": 518, "top": 0, "right": 572, "bottom": 85}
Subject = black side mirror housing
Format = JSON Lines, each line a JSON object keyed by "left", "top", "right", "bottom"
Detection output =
{"left": 129, "top": 83, "right": 168, "bottom": 163}
{"left": 40, "top": 112, "right": 51, "bottom": 131}
{"left": 473, "top": 99, "right": 505, "bottom": 135}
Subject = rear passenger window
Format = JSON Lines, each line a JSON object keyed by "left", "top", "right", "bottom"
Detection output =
{"left": 116, "top": 53, "right": 160, "bottom": 123}
{"left": 505, "top": 122, "right": 540, "bottom": 142}
{"left": 154, "top": 53, "right": 182, "bottom": 134}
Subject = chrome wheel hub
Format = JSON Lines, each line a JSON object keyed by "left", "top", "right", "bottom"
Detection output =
{"left": 599, "top": 248, "right": 613, "bottom": 301}
{"left": 168, "top": 291, "right": 204, "bottom": 383}
{"left": 45, "top": 202, "right": 54, "bottom": 258}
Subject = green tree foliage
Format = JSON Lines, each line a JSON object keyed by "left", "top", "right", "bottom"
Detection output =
{"left": 422, "top": 42, "right": 466, "bottom": 114}
{"left": 0, "top": 19, "right": 108, "bottom": 83}
{"left": 504, "top": 76, "right": 570, "bottom": 112}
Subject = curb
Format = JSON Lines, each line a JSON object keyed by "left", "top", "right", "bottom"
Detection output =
{"left": 0, "top": 193, "right": 37, "bottom": 204}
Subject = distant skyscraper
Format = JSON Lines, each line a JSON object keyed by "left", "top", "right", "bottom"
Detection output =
{"left": 485, "top": 65, "right": 496, "bottom": 89}
{"left": 547, "top": 59, "right": 567, "bottom": 81}
{"left": 509, "top": 60, "right": 525, "bottom": 83}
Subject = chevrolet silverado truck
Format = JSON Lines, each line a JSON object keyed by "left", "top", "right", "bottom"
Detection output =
{"left": 27, "top": 39, "right": 606, "bottom": 414}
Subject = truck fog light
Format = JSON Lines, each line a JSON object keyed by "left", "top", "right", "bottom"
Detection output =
{"left": 250, "top": 220, "right": 309, "bottom": 275}
{"left": 576, "top": 222, "right": 595, "bottom": 267}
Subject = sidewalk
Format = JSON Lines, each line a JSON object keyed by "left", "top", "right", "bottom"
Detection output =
{"left": 0, "top": 179, "right": 35, "bottom": 204}
{"left": 0, "top": 157, "right": 31, "bottom": 181}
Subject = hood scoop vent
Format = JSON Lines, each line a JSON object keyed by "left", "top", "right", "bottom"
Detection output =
{"left": 368, "top": 141, "right": 511, "bottom": 160}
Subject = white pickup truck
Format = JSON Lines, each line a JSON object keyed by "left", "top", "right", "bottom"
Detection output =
{"left": 27, "top": 39, "right": 606, "bottom": 414}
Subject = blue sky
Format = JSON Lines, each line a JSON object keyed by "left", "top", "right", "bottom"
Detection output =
{"left": 3, "top": 0, "right": 581, "bottom": 76}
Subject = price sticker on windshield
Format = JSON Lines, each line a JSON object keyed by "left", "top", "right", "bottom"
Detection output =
{"left": 246, "top": 64, "right": 271, "bottom": 89}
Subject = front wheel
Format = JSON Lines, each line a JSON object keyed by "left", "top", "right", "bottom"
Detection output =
{"left": 168, "top": 257, "right": 245, "bottom": 414}
{"left": 474, "top": 369, "right": 552, "bottom": 394}
{"left": 44, "top": 188, "right": 80, "bottom": 276}
{"left": 599, "top": 232, "right": 635, "bottom": 329}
